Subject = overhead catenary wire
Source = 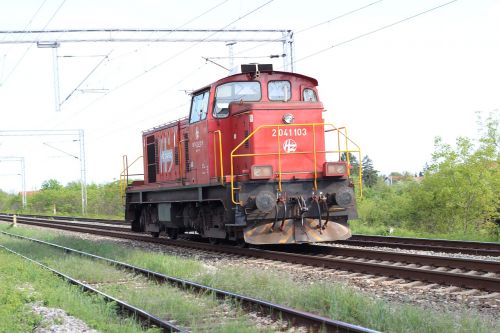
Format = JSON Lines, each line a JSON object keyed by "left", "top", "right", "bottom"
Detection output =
{"left": 234, "top": 0, "right": 384, "bottom": 57}
{"left": 106, "top": 0, "right": 275, "bottom": 93}
{"left": 94, "top": 0, "right": 463, "bottom": 166}
{"left": 42, "top": 142, "right": 79, "bottom": 159}
{"left": 88, "top": 61, "right": 212, "bottom": 143}
{"left": 42, "top": 1, "right": 232, "bottom": 127}
{"left": 59, "top": 51, "right": 111, "bottom": 106}
{"left": 296, "top": 0, "right": 384, "bottom": 35}
{"left": 52, "top": 0, "right": 275, "bottom": 128}
{"left": 0, "top": 0, "right": 48, "bottom": 42}
{"left": 0, "top": 0, "right": 48, "bottom": 85}
{"left": 291, "top": 0, "right": 459, "bottom": 66}
{"left": 45, "top": 1, "right": 233, "bottom": 129}
{"left": 106, "top": 0, "right": 231, "bottom": 62}
{"left": 203, "top": 54, "right": 286, "bottom": 60}
{"left": 0, "top": 0, "right": 66, "bottom": 87}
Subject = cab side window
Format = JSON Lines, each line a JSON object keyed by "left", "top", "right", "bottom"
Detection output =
{"left": 189, "top": 90, "right": 210, "bottom": 123}
{"left": 303, "top": 88, "right": 317, "bottom": 102}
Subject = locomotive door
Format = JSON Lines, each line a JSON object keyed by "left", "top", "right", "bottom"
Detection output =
{"left": 185, "top": 89, "right": 210, "bottom": 185}
{"left": 156, "top": 123, "right": 181, "bottom": 182}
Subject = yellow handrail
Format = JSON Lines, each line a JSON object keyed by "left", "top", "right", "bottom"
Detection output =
{"left": 119, "top": 155, "right": 143, "bottom": 205}
{"left": 312, "top": 123, "right": 318, "bottom": 191}
{"left": 276, "top": 127, "right": 282, "bottom": 192}
{"left": 230, "top": 123, "right": 362, "bottom": 205}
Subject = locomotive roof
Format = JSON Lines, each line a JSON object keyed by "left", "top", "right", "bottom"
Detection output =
{"left": 191, "top": 70, "right": 319, "bottom": 95}
{"left": 143, "top": 70, "right": 319, "bottom": 135}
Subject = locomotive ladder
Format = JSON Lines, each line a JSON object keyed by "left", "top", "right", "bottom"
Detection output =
{"left": 119, "top": 155, "right": 144, "bottom": 205}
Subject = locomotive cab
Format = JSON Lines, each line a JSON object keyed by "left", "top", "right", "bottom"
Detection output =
{"left": 124, "top": 64, "right": 361, "bottom": 245}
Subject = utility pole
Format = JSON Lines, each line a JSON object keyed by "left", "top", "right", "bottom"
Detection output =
{"left": 282, "top": 30, "right": 294, "bottom": 72}
{"left": 0, "top": 156, "right": 26, "bottom": 208}
{"left": 37, "top": 41, "right": 61, "bottom": 112}
{"left": 226, "top": 41, "right": 236, "bottom": 71}
{"left": 78, "top": 129, "right": 87, "bottom": 215}
{"left": 0, "top": 130, "right": 87, "bottom": 215}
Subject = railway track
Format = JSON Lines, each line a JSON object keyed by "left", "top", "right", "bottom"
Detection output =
{"left": 0, "top": 230, "right": 375, "bottom": 333}
{"left": 2, "top": 213, "right": 498, "bottom": 256}
{"left": 1, "top": 215, "right": 499, "bottom": 293}
{"left": 0, "top": 213, "right": 125, "bottom": 225}
{"left": 0, "top": 243, "right": 186, "bottom": 332}
{"left": 340, "top": 234, "right": 500, "bottom": 257}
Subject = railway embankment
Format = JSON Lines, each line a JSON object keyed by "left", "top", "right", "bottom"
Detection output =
{"left": 1, "top": 221, "right": 498, "bottom": 333}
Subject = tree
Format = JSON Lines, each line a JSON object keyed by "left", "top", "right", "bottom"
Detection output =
{"left": 356, "top": 111, "right": 499, "bottom": 239}
{"left": 41, "top": 179, "right": 63, "bottom": 191}
{"left": 340, "top": 152, "right": 359, "bottom": 176}
{"left": 408, "top": 111, "right": 499, "bottom": 233}
{"left": 362, "top": 155, "right": 379, "bottom": 187}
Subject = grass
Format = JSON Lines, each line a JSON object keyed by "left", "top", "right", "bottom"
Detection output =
{"left": 0, "top": 246, "right": 156, "bottom": 333}
{"left": 349, "top": 219, "right": 499, "bottom": 242}
{"left": 101, "top": 283, "right": 263, "bottom": 332}
{"left": 197, "top": 269, "right": 496, "bottom": 333}
{"left": 1, "top": 223, "right": 498, "bottom": 333}
{"left": 0, "top": 231, "right": 264, "bottom": 332}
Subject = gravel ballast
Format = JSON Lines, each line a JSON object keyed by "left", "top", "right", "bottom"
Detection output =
{"left": 32, "top": 303, "right": 99, "bottom": 333}
{"left": 12, "top": 224, "right": 500, "bottom": 321}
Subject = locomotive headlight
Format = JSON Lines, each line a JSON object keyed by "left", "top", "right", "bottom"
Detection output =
{"left": 250, "top": 165, "right": 273, "bottom": 179}
{"left": 282, "top": 113, "right": 294, "bottom": 124}
{"left": 324, "top": 162, "right": 348, "bottom": 177}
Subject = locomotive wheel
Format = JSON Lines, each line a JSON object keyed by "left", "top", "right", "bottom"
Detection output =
{"left": 134, "top": 208, "right": 147, "bottom": 232}
{"left": 235, "top": 238, "right": 247, "bottom": 248}
{"left": 131, "top": 209, "right": 143, "bottom": 232}
{"left": 151, "top": 232, "right": 160, "bottom": 238}
{"left": 166, "top": 228, "right": 178, "bottom": 240}
{"left": 208, "top": 237, "right": 219, "bottom": 245}
{"left": 131, "top": 219, "right": 141, "bottom": 232}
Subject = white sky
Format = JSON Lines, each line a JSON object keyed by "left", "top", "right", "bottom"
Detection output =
{"left": 0, "top": 0, "right": 499, "bottom": 193}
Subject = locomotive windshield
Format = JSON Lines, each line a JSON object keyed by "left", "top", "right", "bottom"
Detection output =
{"left": 213, "top": 81, "right": 261, "bottom": 118}
{"left": 268, "top": 80, "right": 291, "bottom": 101}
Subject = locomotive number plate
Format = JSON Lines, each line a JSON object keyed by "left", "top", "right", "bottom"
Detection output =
{"left": 271, "top": 128, "right": 307, "bottom": 137}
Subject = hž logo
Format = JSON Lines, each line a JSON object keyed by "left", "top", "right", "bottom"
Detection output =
{"left": 283, "top": 138, "right": 297, "bottom": 153}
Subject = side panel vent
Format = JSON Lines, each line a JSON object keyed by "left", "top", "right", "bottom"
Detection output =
{"left": 244, "top": 130, "right": 249, "bottom": 148}
{"left": 183, "top": 133, "right": 190, "bottom": 172}
{"left": 174, "top": 146, "right": 179, "bottom": 165}
{"left": 146, "top": 135, "right": 157, "bottom": 183}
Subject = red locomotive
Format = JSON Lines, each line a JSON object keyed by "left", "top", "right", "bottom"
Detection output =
{"left": 124, "top": 64, "right": 361, "bottom": 245}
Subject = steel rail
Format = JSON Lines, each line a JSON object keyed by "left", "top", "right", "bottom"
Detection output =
{"left": 0, "top": 230, "right": 377, "bottom": 333}
{"left": 3, "top": 214, "right": 498, "bottom": 256}
{"left": 0, "top": 244, "right": 187, "bottom": 333}
{"left": 3, "top": 215, "right": 129, "bottom": 231}
{"left": 0, "top": 213, "right": 125, "bottom": 225}
{"left": 10, "top": 214, "right": 497, "bottom": 273}
{"left": 350, "top": 234, "right": 500, "bottom": 250}
{"left": 2, "top": 215, "right": 498, "bottom": 270}
{"left": 269, "top": 244, "right": 500, "bottom": 273}
{"left": 1, "top": 217, "right": 499, "bottom": 292}
{"left": 340, "top": 235, "right": 500, "bottom": 257}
